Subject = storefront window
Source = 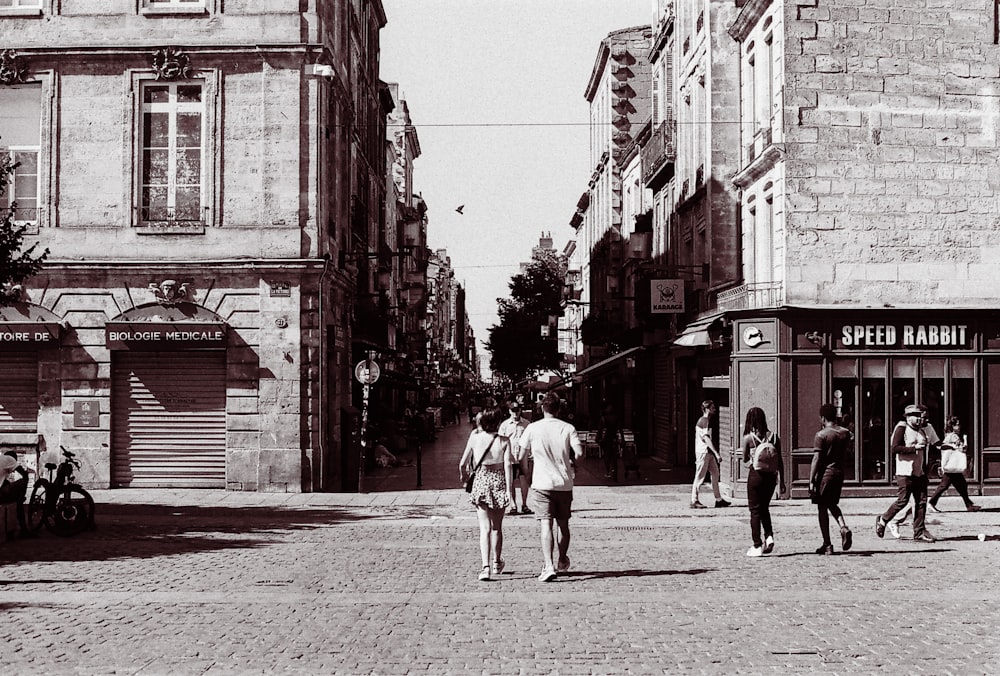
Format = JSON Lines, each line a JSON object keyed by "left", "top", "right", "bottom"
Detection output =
{"left": 891, "top": 359, "right": 916, "bottom": 424}
{"left": 861, "top": 360, "right": 887, "bottom": 482}
{"left": 950, "top": 359, "right": 975, "bottom": 478}
{"left": 832, "top": 360, "right": 857, "bottom": 481}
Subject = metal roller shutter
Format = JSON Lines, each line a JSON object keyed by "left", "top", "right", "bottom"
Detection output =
{"left": 112, "top": 351, "right": 226, "bottom": 488}
{"left": 0, "top": 352, "right": 38, "bottom": 431}
{"left": 652, "top": 347, "right": 671, "bottom": 460}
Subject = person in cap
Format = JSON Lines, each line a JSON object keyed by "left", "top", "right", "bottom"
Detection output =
{"left": 875, "top": 404, "right": 938, "bottom": 543}
{"left": 499, "top": 400, "right": 531, "bottom": 515}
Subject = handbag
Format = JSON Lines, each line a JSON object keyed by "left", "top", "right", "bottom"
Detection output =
{"left": 941, "top": 448, "right": 968, "bottom": 474}
{"left": 464, "top": 435, "right": 496, "bottom": 492}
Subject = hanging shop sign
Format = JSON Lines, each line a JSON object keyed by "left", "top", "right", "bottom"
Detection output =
{"left": 355, "top": 359, "right": 381, "bottom": 385}
{"left": 650, "top": 279, "right": 684, "bottom": 314}
{"left": 836, "top": 324, "right": 970, "bottom": 350}
{"left": 106, "top": 322, "right": 227, "bottom": 350}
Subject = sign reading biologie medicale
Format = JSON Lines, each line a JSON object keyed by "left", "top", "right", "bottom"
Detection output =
{"left": 837, "top": 324, "right": 970, "bottom": 349}
{"left": 105, "top": 322, "right": 227, "bottom": 350}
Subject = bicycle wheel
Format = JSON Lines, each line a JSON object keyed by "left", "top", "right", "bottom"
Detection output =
{"left": 46, "top": 486, "right": 95, "bottom": 537}
{"left": 25, "top": 481, "right": 49, "bottom": 534}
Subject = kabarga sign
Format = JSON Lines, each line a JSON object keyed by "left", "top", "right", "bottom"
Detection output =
{"left": 837, "top": 324, "right": 969, "bottom": 349}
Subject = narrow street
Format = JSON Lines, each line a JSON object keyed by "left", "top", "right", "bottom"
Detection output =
{"left": 363, "top": 418, "right": 688, "bottom": 493}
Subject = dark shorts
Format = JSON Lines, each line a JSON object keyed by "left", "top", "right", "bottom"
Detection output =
{"left": 512, "top": 462, "right": 523, "bottom": 479}
{"left": 818, "top": 469, "right": 844, "bottom": 505}
{"left": 530, "top": 488, "right": 573, "bottom": 521}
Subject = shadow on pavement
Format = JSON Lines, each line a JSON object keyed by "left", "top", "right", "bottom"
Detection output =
{"left": 770, "top": 547, "right": 955, "bottom": 558}
{"left": 562, "top": 568, "right": 715, "bottom": 580}
{"left": 0, "top": 502, "right": 421, "bottom": 567}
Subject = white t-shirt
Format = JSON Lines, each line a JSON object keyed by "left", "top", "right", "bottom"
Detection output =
{"left": 694, "top": 415, "right": 714, "bottom": 458}
{"left": 518, "top": 416, "right": 581, "bottom": 491}
{"left": 499, "top": 416, "right": 529, "bottom": 460}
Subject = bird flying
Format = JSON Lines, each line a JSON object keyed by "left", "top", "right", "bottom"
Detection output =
{"left": 455, "top": 205, "right": 464, "bottom": 214}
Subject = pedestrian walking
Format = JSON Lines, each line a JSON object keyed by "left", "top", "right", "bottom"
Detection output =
{"left": 518, "top": 392, "right": 582, "bottom": 582}
{"left": 875, "top": 404, "right": 938, "bottom": 543}
{"left": 691, "top": 400, "right": 730, "bottom": 509}
{"left": 458, "top": 407, "right": 513, "bottom": 581}
{"left": 930, "top": 415, "right": 981, "bottom": 512}
{"left": 597, "top": 401, "right": 622, "bottom": 482}
{"left": 740, "top": 407, "right": 785, "bottom": 557}
{"left": 810, "top": 404, "right": 853, "bottom": 555}
{"left": 499, "top": 400, "right": 532, "bottom": 515}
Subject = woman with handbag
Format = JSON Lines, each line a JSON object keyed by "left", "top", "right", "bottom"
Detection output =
{"left": 459, "top": 407, "right": 513, "bottom": 581}
{"left": 929, "top": 415, "right": 981, "bottom": 512}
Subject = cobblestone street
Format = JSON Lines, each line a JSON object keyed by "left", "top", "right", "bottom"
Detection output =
{"left": 2, "top": 424, "right": 999, "bottom": 674}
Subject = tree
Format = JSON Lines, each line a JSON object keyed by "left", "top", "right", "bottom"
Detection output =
{"left": 0, "top": 152, "right": 48, "bottom": 304}
{"left": 485, "top": 247, "right": 567, "bottom": 383}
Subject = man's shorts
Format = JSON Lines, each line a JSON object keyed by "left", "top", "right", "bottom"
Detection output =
{"left": 818, "top": 469, "right": 844, "bottom": 505}
{"left": 529, "top": 488, "right": 573, "bottom": 521}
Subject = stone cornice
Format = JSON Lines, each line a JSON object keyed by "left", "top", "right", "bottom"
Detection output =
{"left": 728, "top": 0, "right": 773, "bottom": 42}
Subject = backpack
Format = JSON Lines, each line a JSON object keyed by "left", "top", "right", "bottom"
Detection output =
{"left": 751, "top": 432, "right": 780, "bottom": 473}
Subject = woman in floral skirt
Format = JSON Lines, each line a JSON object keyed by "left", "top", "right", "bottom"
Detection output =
{"left": 459, "top": 406, "right": 513, "bottom": 581}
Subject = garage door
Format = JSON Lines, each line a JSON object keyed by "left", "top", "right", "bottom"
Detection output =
{"left": 0, "top": 352, "right": 38, "bottom": 432}
{"left": 112, "top": 351, "right": 226, "bottom": 488}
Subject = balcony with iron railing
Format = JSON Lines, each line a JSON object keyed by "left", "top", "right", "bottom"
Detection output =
{"left": 716, "top": 281, "right": 784, "bottom": 312}
{"left": 640, "top": 113, "right": 675, "bottom": 189}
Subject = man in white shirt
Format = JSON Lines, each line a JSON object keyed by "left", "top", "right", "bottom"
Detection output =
{"left": 518, "top": 393, "right": 582, "bottom": 582}
{"left": 499, "top": 401, "right": 531, "bottom": 515}
{"left": 691, "top": 400, "right": 731, "bottom": 509}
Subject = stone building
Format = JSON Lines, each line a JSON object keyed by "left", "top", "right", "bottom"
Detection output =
{"left": 0, "top": 1, "right": 390, "bottom": 492}
{"left": 566, "top": 25, "right": 652, "bottom": 432}
{"left": 720, "top": 1, "right": 1000, "bottom": 496}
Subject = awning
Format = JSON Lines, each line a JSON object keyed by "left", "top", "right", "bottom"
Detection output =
{"left": 673, "top": 312, "right": 726, "bottom": 348}
{"left": 571, "top": 346, "right": 644, "bottom": 383}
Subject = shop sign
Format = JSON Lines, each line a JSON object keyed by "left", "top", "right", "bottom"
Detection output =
{"left": 837, "top": 324, "right": 970, "bottom": 349}
{"left": 650, "top": 279, "right": 684, "bottom": 314}
{"left": 0, "top": 322, "right": 60, "bottom": 346}
{"left": 355, "top": 359, "right": 381, "bottom": 384}
{"left": 106, "top": 322, "right": 227, "bottom": 350}
{"left": 73, "top": 400, "right": 101, "bottom": 428}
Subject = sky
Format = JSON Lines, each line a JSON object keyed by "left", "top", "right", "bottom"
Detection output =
{"left": 379, "top": 0, "right": 652, "bottom": 371}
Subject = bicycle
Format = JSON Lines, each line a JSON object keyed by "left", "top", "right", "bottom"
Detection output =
{"left": 25, "top": 446, "right": 96, "bottom": 537}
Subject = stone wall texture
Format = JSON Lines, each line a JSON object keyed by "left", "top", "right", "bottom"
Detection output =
{"left": 782, "top": 0, "right": 1000, "bottom": 306}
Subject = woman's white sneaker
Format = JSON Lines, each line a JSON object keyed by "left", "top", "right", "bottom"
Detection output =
{"left": 746, "top": 545, "right": 763, "bottom": 557}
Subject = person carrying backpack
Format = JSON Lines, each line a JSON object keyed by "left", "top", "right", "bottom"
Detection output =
{"left": 740, "top": 407, "right": 785, "bottom": 557}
